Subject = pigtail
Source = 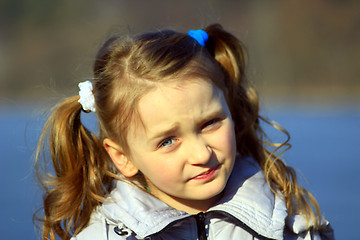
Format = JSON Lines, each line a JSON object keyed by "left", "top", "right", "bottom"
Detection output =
{"left": 204, "top": 24, "right": 322, "bottom": 228}
{"left": 204, "top": 24, "right": 245, "bottom": 85}
{"left": 34, "top": 96, "right": 114, "bottom": 240}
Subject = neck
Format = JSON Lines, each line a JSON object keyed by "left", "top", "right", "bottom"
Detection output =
{"left": 166, "top": 195, "right": 221, "bottom": 215}
{"left": 147, "top": 182, "right": 223, "bottom": 215}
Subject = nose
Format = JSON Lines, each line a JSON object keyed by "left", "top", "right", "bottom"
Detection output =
{"left": 186, "top": 136, "right": 212, "bottom": 165}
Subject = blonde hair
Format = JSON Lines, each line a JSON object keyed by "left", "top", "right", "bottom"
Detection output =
{"left": 35, "top": 23, "right": 322, "bottom": 239}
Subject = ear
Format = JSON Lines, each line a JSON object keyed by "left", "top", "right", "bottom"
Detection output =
{"left": 103, "top": 138, "right": 139, "bottom": 177}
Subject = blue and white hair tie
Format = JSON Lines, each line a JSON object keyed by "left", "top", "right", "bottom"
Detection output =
{"left": 78, "top": 81, "right": 96, "bottom": 112}
{"left": 188, "top": 29, "right": 209, "bottom": 47}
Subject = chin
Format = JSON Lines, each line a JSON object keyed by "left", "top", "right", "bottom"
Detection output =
{"left": 194, "top": 180, "right": 227, "bottom": 201}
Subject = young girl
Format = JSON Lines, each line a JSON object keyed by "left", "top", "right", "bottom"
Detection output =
{"left": 35, "top": 24, "right": 334, "bottom": 240}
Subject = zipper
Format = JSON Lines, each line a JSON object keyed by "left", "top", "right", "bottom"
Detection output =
{"left": 195, "top": 212, "right": 207, "bottom": 240}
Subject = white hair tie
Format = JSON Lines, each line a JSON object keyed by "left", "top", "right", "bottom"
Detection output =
{"left": 78, "top": 81, "right": 96, "bottom": 112}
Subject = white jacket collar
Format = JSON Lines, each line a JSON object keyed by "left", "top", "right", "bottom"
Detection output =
{"left": 98, "top": 157, "right": 288, "bottom": 239}
{"left": 210, "top": 157, "right": 287, "bottom": 239}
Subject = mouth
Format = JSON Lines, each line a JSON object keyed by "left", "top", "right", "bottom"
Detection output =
{"left": 189, "top": 164, "right": 221, "bottom": 182}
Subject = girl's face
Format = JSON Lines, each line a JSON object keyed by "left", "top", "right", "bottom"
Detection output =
{"left": 126, "top": 79, "right": 236, "bottom": 213}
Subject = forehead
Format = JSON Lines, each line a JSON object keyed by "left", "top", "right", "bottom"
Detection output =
{"left": 144, "top": 79, "right": 220, "bottom": 112}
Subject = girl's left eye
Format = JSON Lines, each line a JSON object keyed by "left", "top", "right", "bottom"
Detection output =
{"left": 202, "top": 118, "right": 221, "bottom": 130}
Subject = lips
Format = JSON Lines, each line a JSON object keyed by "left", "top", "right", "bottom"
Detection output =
{"left": 189, "top": 164, "right": 220, "bottom": 181}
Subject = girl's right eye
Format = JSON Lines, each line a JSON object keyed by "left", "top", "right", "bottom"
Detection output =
{"left": 158, "top": 138, "right": 176, "bottom": 148}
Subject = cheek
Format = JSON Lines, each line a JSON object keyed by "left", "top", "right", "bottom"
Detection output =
{"left": 213, "top": 123, "right": 236, "bottom": 154}
{"left": 138, "top": 156, "right": 182, "bottom": 184}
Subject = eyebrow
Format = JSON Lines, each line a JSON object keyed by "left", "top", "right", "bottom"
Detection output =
{"left": 201, "top": 108, "right": 225, "bottom": 123}
{"left": 148, "top": 124, "right": 180, "bottom": 143}
{"left": 148, "top": 108, "right": 226, "bottom": 143}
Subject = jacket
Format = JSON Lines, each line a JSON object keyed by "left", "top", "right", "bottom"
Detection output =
{"left": 71, "top": 157, "right": 334, "bottom": 240}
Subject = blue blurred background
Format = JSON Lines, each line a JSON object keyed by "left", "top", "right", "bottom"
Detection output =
{"left": 1, "top": 1, "right": 360, "bottom": 239}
